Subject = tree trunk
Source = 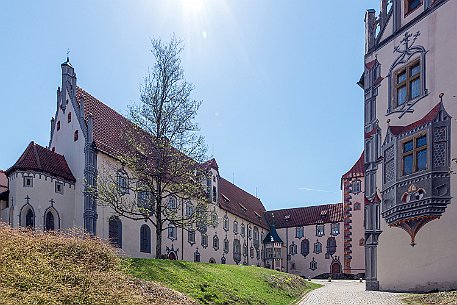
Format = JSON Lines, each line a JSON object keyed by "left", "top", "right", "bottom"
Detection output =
{"left": 155, "top": 181, "right": 163, "bottom": 259}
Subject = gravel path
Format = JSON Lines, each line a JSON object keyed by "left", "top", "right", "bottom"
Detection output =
{"left": 299, "top": 280, "right": 405, "bottom": 305}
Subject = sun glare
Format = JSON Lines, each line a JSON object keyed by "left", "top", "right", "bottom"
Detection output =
{"left": 182, "top": 0, "right": 205, "bottom": 16}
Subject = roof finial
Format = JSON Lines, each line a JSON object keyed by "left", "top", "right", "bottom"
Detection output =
{"left": 66, "top": 48, "right": 70, "bottom": 63}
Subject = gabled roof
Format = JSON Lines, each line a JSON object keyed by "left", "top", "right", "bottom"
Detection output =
{"left": 77, "top": 87, "right": 136, "bottom": 158}
{"left": 264, "top": 203, "right": 343, "bottom": 229}
{"left": 201, "top": 158, "right": 219, "bottom": 171}
{"left": 263, "top": 225, "right": 283, "bottom": 244}
{"left": 341, "top": 152, "right": 364, "bottom": 180}
{"left": 6, "top": 142, "right": 76, "bottom": 182}
{"left": 218, "top": 177, "right": 268, "bottom": 229}
{"left": 389, "top": 102, "right": 442, "bottom": 136}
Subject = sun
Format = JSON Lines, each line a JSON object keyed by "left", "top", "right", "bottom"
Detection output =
{"left": 181, "top": 0, "right": 205, "bottom": 16}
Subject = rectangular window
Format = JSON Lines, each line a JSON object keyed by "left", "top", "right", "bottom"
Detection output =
{"left": 402, "top": 134, "right": 427, "bottom": 175}
{"left": 406, "top": 0, "right": 422, "bottom": 14}
{"left": 168, "top": 225, "right": 177, "bottom": 240}
{"left": 316, "top": 224, "right": 325, "bottom": 237}
{"left": 394, "top": 60, "right": 421, "bottom": 108}
{"left": 212, "top": 186, "right": 217, "bottom": 203}
{"left": 55, "top": 181, "right": 64, "bottom": 194}
{"left": 295, "top": 226, "right": 304, "bottom": 238}
{"left": 188, "top": 231, "right": 195, "bottom": 244}
{"left": 331, "top": 223, "right": 340, "bottom": 236}
{"left": 23, "top": 176, "right": 33, "bottom": 187}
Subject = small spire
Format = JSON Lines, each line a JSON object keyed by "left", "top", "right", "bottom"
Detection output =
{"left": 66, "top": 48, "right": 70, "bottom": 63}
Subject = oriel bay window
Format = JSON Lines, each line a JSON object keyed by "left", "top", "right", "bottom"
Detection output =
{"left": 402, "top": 134, "right": 427, "bottom": 175}
{"left": 395, "top": 60, "right": 421, "bottom": 108}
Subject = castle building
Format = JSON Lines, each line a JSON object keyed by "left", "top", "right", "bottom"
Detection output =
{"left": 362, "top": 0, "right": 457, "bottom": 292}
{"left": 0, "top": 59, "right": 365, "bottom": 279}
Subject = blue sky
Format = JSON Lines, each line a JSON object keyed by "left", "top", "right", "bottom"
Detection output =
{"left": 0, "top": 1, "right": 377, "bottom": 210}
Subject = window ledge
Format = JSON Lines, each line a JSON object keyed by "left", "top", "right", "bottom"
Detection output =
{"left": 386, "top": 91, "right": 428, "bottom": 118}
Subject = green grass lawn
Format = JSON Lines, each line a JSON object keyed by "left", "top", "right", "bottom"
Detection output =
{"left": 125, "top": 258, "right": 320, "bottom": 305}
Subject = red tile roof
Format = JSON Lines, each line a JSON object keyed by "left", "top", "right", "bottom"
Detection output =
{"left": 201, "top": 158, "right": 219, "bottom": 171}
{"left": 389, "top": 102, "right": 442, "bottom": 136}
{"left": 218, "top": 177, "right": 268, "bottom": 229}
{"left": 77, "top": 87, "right": 138, "bottom": 158}
{"left": 6, "top": 142, "right": 76, "bottom": 182}
{"left": 264, "top": 203, "right": 343, "bottom": 229}
{"left": 341, "top": 152, "right": 364, "bottom": 180}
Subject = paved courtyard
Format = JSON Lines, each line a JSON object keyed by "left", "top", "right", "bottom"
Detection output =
{"left": 299, "top": 280, "right": 405, "bottom": 305}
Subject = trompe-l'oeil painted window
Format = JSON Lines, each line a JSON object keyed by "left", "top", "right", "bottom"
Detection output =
{"left": 395, "top": 60, "right": 421, "bottom": 108}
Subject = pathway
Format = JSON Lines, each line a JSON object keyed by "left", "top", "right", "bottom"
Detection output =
{"left": 299, "top": 280, "right": 405, "bottom": 305}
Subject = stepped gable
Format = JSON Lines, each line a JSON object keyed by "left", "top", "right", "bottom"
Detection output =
{"left": 218, "top": 177, "right": 268, "bottom": 229}
{"left": 341, "top": 152, "right": 365, "bottom": 180}
{"left": 6, "top": 142, "right": 75, "bottom": 182}
{"left": 389, "top": 102, "right": 442, "bottom": 136}
{"left": 265, "top": 203, "right": 343, "bottom": 229}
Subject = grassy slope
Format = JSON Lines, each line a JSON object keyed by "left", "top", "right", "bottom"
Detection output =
{"left": 0, "top": 224, "right": 194, "bottom": 305}
{"left": 402, "top": 291, "right": 457, "bottom": 305}
{"left": 126, "top": 258, "right": 320, "bottom": 305}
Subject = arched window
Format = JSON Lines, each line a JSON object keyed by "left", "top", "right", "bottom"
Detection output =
{"left": 74, "top": 130, "right": 79, "bottom": 142}
{"left": 168, "top": 196, "right": 177, "bottom": 210}
{"left": 109, "top": 216, "right": 122, "bottom": 248}
{"left": 301, "top": 239, "right": 310, "bottom": 257}
{"left": 327, "top": 237, "right": 337, "bottom": 256}
{"left": 354, "top": 202, "right": 361, "bottom": 211}
{"left": 289, "top": 242, "right": 298, "bottom": 255}
{"left": 26, "top": 209, "right": 34, "bottom": 228}
{"left": 209, "top": 257, "right": 216, "bottom": 264}
{"left": 140, "top": 224, "right": 151, "bottom": 253}
{"left": 221, "top": 256, "right": 226, "bottom": 264}
{"left": 68, "top": 112, "right": 72, "bottom": 123}
{"left": 241, "top": 223, "right": 245, "bottom": 237}
{"left": 45, "top": 211, "right": 55, "bottom": 231}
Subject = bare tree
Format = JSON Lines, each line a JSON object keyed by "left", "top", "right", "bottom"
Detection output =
{"left": 91, "top": 36, "right": 214, "bottom": 258}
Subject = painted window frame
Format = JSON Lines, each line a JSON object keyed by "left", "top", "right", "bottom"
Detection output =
{"left": 295, "top": 226, "right": 304, "bottom": 239}
{"left": 316, "top": 224, "right": 325, "bottom": 237}
{"left": 55, "top": 181, "right": 64, "bottom": 194}
{"left": 167, "top": 224, "right": 177, "bottom": 240}
{"left": 23, "top": 176, "right": 33, "bottom": 187}
{"left": 401, "top": 132, "right": 428, "bottom": 176}
{"left": 405, "top": 0, "right": 423, "bottom": 16}
{"left": 394, "top": 59, "right": 421, "bottom": 109}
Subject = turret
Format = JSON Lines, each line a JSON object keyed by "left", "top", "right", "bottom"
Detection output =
{"left": 60, "top": 57, "right": 77, "bottom": 112}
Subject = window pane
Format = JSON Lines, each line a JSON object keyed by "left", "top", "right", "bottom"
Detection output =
{"left": 403, "top": 140, "right": 413, "bottom": 153}
{"left": 403, "top": 154, "right": 413, "bottom": 175}
{"left": 410, "top": 78, "right": 420, "bottom": 99}
{"left": 416, "top": 135, "right": 427, "bottom": 148}
{"left": 410, "top": 64, "right": 420, "bottom": 76}
{"left": 417, "top": 149, "right": 427, "bottom": 171}
{"left": 397, "top": 86, "right": 407, "bottom": 106}
{"left": 409, "top": 0, "right": 421, "bottom": 11}
{"left": 397, "top": 71, "right": 407, "bottom": 83}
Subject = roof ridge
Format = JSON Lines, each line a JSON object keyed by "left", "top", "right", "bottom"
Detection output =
{"left": 266, "top": 202, "right": 343, "bottom": 213}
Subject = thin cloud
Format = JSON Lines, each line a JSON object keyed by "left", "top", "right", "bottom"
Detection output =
{"left": 298, "top": 187, "right": 339, "bottom": 194}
